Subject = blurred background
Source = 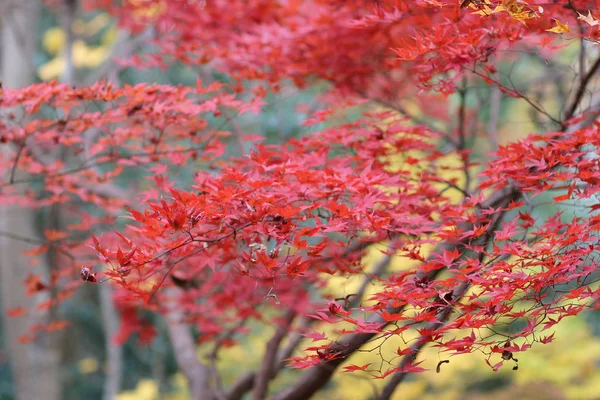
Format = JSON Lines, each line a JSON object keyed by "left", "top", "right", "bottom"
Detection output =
{"left": 0, "top": 1, "right": 599, "bottom": 400}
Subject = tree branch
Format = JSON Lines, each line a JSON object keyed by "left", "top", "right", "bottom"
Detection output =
{"left": 253, "top": 310, "right": 297, "bottom": 400}
{"left": 564, "top": 55, "right": 600, "bottom": 121}
{"left": 487, "top": 79, "right": 501, "bottom": 151}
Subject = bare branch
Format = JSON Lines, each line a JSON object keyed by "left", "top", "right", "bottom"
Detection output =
{"left": 207, "top": 318, "right": 248, "bottom": 400}
{"left": 349, "top": 253, "right": 392, "bottom": 309}
{"left": 8, "top": 142, "right": 24, "bottom": 184}
{"left": 468, "top": 67, "right": 563, "bottom": 127}
{"left": 253, "top": 310, "right": 296, "bottom": 400}
{"left": 487, "top": 81, "right": 501, "bottom": 151}
{"left": 456, "top": 76, "right": 471, "bottom": 194}
{"left": 564, "top": 55, "right": 600, "bottom": 121}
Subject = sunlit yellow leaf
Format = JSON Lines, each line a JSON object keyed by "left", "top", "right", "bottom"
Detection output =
{"left": 546, "top": 19, "right": 570, "bottom": 34}
{"left": 492, "top": 0, "right": 538, "bottom": 23}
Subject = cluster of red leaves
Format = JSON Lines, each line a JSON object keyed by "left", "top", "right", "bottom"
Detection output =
{"left": 4, "top": 0, "right": 600, "bottom": 378}
{"left": 85, "top": 0, "right": 599, "bottom": 97}
{"left": 91, "top": 116, "right": 463, "bottom": 341}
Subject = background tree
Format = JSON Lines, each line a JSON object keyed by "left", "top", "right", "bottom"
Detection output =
{"left": 0, "top": 2, "right": 62, "bottom": 399}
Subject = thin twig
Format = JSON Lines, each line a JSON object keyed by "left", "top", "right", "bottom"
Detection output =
{"left": 564, "top": 55, "right": 600, "bottom": 121}
{"left": 487, "top": 80, "right": 501, "bottom": 151}
{"left": 8, "top": 142, "right": 25, "bottom": 184}
{"left": 457, "top": 76, "right": 471, "bottom": 194}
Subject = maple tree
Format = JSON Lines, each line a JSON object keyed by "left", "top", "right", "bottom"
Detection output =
{"left": 2, "top": 0, "right": 600, "bottom": 399}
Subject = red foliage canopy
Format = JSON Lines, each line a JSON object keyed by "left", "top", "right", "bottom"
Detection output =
{"left": 3, "top": 0, "right": 600, "bottom": 397}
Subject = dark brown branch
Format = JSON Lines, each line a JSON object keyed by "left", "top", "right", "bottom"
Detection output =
{"left": 349, "top": 253, "right": 392, "bottom": 309}
{"left": 350, "top": 86, "right": 448, "bottom": 137}
{"left": 468, "top": 67, "right": 563, "bottom": 127}
{"left": 207, "top": 318, "right": 248, "bottom": 400}
{"left": 253, "top": 310, "right": 297, "bottom": 400}
{"left": 227, "top": 317, "right": 311, "bottom": 400}
{"left": 564, "top": 55, "right": 600, "bottom": 121}
{"left": 457, "top": 76, "right": 471, "bottom": 194}
{"left": 8, "top": 142, "right": 24, "bottom": 184}
{"left": 457, "top": 77, "right": 467, "bottom": 151}
{"left": 487, "top": 81, "right": 501, "bottom": 151}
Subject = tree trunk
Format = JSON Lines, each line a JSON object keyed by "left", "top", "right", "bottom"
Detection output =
{"left": 0, "top": 3, "right": 62, "bottom": 400}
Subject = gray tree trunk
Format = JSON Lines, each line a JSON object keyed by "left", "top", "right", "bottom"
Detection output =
{"left": 0, "top": 2, "right": 62, "bottom": 400}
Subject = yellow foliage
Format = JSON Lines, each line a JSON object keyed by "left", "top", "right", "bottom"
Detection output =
{"left": 78, "top": 357, "right": 99, "bottom": 374}
{"left": 546, "top": 19, "right": 571, "bottom": 34}
{"left": 72, "top": 13, "right": 112, "bottom": 36}
{"left": 38, "top": 40, "right": 111, "bottom": 80}
{"left": 42, "top": 27, "right": 66, "bottom": 55}
{"left": 39, "top": 13, "right": 116, "bottom": 81}
{"left": 72, "top": 39, "right": 110, "bottom": 68}
{"left": 102, "top": 26, "right": 119, "bottom": 46}
{"left": 116, "top": 380, "right": 159, "bottom": 400}
{"left": 38, "top": 57, "right": 66, "bottom": 81}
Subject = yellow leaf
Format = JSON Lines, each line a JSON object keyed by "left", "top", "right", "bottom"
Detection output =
{"left": 72, "top": 40, "right": 110, "bottom": 69}
{"left": 116, "top": 379, "right": 158, "bottom": 400}
{"left": 38, "top": 57, "right": 65, "bottom": 81}
{"left": 546, "top": 19, "right": 570, "bottom": 34}
{"left": 42, "top": 28, "right": 66, "bottom": 55}
{"left": 462, "top": 0, "right": 493, "bottom": 15}
{"left": 493, "top": 0, "right": 538, "bottom": 23}
{"left": 472, "top": 6, "right": 493, "bottom": 16}
{"left": 78, "top": 357, "right": 99, "bottom": 374}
